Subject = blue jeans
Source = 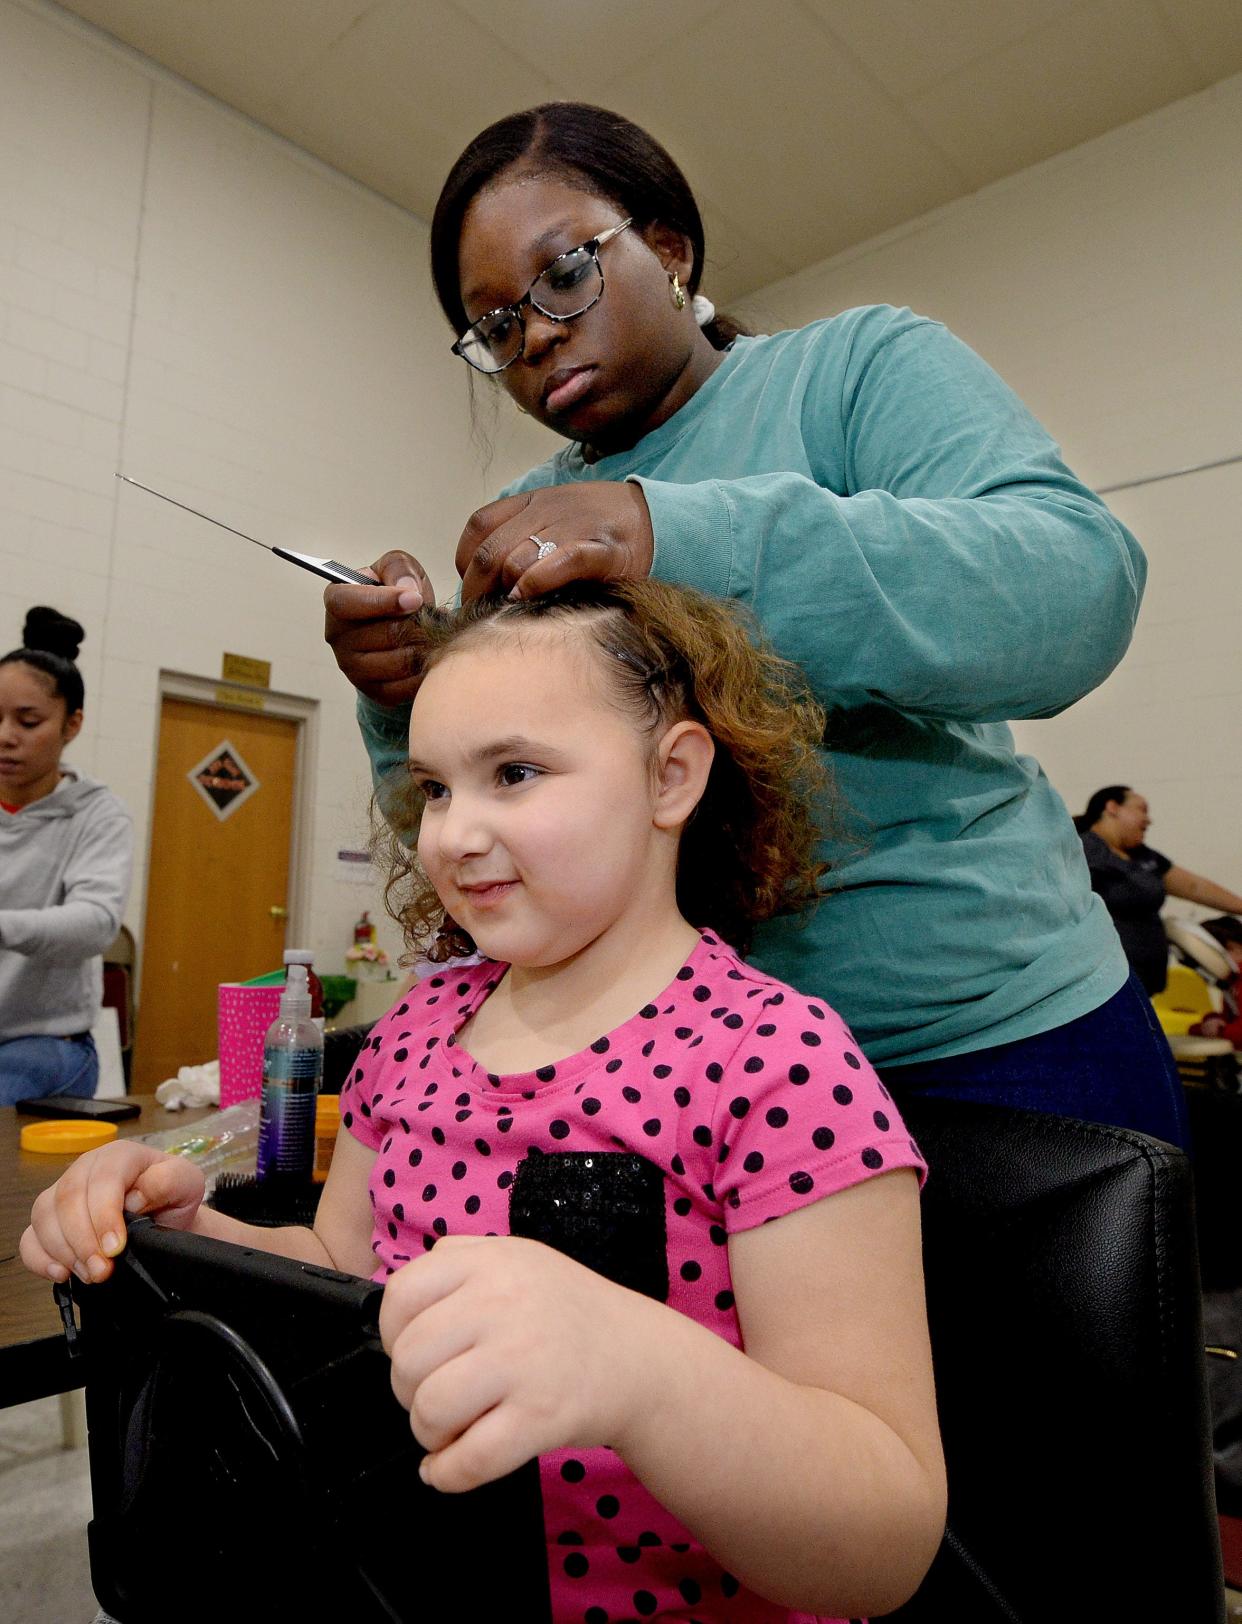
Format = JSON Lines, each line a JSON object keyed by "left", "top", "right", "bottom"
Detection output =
{"left": 879, "top": 973, "right": 1189, "bottom": 1150}
{"left": 0, "top": 1033, "right": 98, "bottom": 1107}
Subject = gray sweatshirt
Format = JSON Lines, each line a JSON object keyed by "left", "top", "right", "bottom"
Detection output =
{"left": 0, "top": 770, "right": 133, "bottom": 1040}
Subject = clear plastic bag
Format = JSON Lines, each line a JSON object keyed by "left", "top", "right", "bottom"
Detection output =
{"left": 137, "top": 1100, "right": 260, "bottom": 1193}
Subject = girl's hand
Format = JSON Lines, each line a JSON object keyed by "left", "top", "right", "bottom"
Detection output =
{"left": 323, "top": 550, "right": 437, "bottom": 707}
{"left": 379, "top": 1235, "right": 662, "bottom": 1492}
{"left": 456, "top": 483, "right": 654, "bottom": 604}
{"left": 20, "top": 1143, "right": 205, "bottom": 1286}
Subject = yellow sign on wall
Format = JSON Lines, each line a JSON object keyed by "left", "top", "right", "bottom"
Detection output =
{"left": 221, "top": 652, "right": 271, "bottom": 689}
{"left": 215, "top": 684, "right": 266, "bottom": 711}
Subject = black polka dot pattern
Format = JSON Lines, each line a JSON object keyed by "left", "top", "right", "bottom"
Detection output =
{"left": 334, "top": 934, "right": 924, "bottom": 1622}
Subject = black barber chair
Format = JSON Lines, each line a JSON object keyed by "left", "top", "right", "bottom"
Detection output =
{"left": 318, "top": 1042, "right": 1221, "bottom": 1617}
{"left": 71, "top": 1022, "right": 1220, "bottom": 1623}
{"left": 882, "top": 1099, "right": 1222, "bottom": 1624}
{"left": 322, "top": 1019, "right": 376, "bottom": 1093}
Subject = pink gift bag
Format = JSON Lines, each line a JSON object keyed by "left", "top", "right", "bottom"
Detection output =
{"left": 217, "top": 983, "right": 284, "bottom": 1106}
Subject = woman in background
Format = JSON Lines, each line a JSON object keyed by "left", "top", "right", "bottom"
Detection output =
{"left": 0, "top": 607, "right": 133, "bottom": 1104}
{"left": 1076, "top": 785, "right": 1242, "bottom": 994}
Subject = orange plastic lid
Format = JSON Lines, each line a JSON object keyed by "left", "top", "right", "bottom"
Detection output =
{"left": 21, "top": 1119, "right": 119, "bottom": 1155}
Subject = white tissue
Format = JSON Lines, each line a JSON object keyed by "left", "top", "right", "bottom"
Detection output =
{"left": 155, "top": 1059, "right": 221, "bottom": 1110}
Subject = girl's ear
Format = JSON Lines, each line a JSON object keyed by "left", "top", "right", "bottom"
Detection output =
{"left": 61, "top": 708, "right": 83, "bottom": 747}
{"left": 653, "top": 720, "right": 714, "bottom": 831}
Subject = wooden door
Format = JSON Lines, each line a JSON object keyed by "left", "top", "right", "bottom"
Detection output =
{"left": 133, "top": 699, "right": 299, "bottom": 1092}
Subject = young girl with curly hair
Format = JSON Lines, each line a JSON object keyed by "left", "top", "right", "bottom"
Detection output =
{"left": 25, "top": 582, "right": 943, "bottom": 1624}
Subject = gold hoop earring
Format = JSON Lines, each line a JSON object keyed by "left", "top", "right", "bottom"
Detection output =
{"left": 670, "top": 272, "right": 687, "bottom": 311}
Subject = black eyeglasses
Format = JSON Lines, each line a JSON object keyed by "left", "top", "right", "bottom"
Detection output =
{"left": 452, "top": 219, "right": 633, "bottom": 375}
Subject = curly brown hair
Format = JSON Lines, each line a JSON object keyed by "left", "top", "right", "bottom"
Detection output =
{"left": 373, "top": 580, "right": 831, "bottom": 962}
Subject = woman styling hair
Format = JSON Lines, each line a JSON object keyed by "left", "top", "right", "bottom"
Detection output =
{"left": 0, "top": 607, "right": 133, "bottom": 1104}
{"left": 324, "top": 101, "right": 1184, "bottom": 1147}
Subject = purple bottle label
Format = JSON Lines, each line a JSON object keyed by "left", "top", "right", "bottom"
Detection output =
{"left": 257, "top": 1047, "right": 318, "bottom": 1180}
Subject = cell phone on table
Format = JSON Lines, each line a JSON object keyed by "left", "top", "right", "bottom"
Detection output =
{"left": 14, "top": 1095, "right": 140, "bottom": 1121}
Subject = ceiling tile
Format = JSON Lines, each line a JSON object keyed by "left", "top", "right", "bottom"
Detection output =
{"left": 51, "top": 0, "right": 1242, "bottom": 284}
{"left": 905, "top": 0, "right": 1203, "bottom": 187}
{"left": 804, "top": 0, "right": 1082, "bottom": 100}
{"left": 448, "top": 0, "right": 729, "bottom": 100}
{"left": 55, "top": 1, "right": 377, "bottom": 113}
{"left": 612, "top": 0, "right": 966, "bottom": 270}
{"left": 267, "top": 0, "right": 562, "bottom": 219}
{"left": 1152, "top": 0, "right": 1242, "bottom": 82}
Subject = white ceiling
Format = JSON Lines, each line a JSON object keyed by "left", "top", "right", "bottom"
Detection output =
{"left": 53, "top": 0, "right": 1242, "bottom": 303}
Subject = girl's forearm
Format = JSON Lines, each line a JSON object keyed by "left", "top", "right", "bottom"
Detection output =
{"left": 614, "top": 1297, "right": 944, "bottom": 1618}
{"left": 189, "top": 1204, "right": 340, "bottom": 1268}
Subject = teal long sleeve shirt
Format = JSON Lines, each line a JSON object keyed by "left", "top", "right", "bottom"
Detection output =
{"left": 359, "top": 306, "right": 1138, "bottom": 1065}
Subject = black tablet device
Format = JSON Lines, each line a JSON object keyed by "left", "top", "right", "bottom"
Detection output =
{"left": 63, "top": 1218, "right": 552, "bottom": 1623}
{"left": 15, "top": 1094, "right": 139, "bottom": 1121}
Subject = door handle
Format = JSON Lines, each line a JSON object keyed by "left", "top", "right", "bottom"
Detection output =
{"left": 269, "top": 905, "right": 287, "bottom": 919}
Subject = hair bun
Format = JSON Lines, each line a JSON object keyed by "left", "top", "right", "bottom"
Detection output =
{"left": 23, "top": 606, "right": 85, "bottom": 663}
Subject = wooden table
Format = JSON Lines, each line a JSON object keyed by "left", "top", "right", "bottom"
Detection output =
{"left": 0, "top": 1100, "right": 215, "bottom": 1407}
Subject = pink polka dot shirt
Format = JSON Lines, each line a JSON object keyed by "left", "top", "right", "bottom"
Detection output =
{"left": 341, "top": 931, "right": 926, "bottom": 1623}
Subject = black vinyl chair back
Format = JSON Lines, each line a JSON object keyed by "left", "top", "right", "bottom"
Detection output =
{"left": 199, "top": 1028, "right": 1222, "bottom": 1620}
{"left": 323, "top": 1019, "right": 376, "bottom": 1093}
{"left": 882, "top": 1099, "right": 1222, "bottom": 1624}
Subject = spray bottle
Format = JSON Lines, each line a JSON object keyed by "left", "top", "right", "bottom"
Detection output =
{"left": 283, "top": 948, "right": 325, "bottom": 1034}
{"left": 257, "top": 961, "right": 322, "bottom": 1183}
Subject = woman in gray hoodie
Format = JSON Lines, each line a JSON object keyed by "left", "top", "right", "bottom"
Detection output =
{"left": 0, "top": 608, "right": 133, "bottom": 1104}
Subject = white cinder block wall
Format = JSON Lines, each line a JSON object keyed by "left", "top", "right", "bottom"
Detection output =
{"left": 0, "top": 0, "right": 553, "bottom": 981}
{"left": 737, "top": 72, "right": 1242, "bottom": 905}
